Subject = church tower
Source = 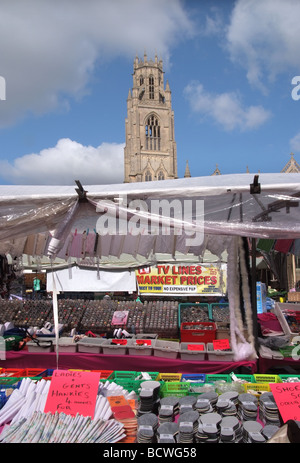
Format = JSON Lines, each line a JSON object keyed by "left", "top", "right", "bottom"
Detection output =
{"left": 124, "top": 53, "right": 178, "bottom": 182}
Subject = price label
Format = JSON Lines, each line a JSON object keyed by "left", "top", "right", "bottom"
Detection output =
{"left": 112, "top": 339, "right": 127, "bottom": 345}
{"left": 270, "top": 383, "right": 300, "bottom": 423}
{"left": 187, "top": 344, "right": 205, "bottom": 351}
{"left": 213, "top": 339, "right": 230, "bottom": 350}
{"left": 44, "top": 369, "right": 100, "bottom": 418}
{"left": 136, "top": 339, "right": 151, "bottom": 346}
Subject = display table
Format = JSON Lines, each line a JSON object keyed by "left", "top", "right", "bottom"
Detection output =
{"left": 0, "top": 351, "right": 257, "bottom": 375}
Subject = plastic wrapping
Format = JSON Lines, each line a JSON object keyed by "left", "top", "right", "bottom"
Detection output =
{"left": 0, "top": 173, "right": 299, "bottom": 264}
{"left": 0, "top": 197, "right": 77, "bottom": 243}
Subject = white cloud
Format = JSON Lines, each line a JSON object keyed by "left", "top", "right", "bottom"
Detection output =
{"left": 290, "top": 132, "right": 300, "bottom": 153}
{"left": 202, "top": 7, "right": 224, "bottom": 37}
{"left": 0, "top": 0, "right": 194, "bottom": 127}
{"left": 226, "top": 0, "right": 300, "bottom": 91}
{"left": 184, "top": 81, "right": 271, "bottom": 131}
{"left": 0, "top": 138, "right": 125, "bottom": 185}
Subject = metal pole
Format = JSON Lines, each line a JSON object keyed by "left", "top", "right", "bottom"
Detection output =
{"left": 251, "top": 238, "right": 259, "bottom": 351}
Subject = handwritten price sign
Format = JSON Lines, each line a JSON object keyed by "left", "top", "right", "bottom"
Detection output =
{"left": 44, "top": 370, "right": 100, "bottom": 418}
{"left": 187, "top": 344, "right": 205, "bottom": 351}
{"left": 213, "top": 339, "right": 230, "bottom": 350}
{"left": 270, "top": 382, "right": 300, "bottom": 423}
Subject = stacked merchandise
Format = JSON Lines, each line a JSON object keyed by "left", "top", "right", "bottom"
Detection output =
{"left": 195, "top": 392, "right": 218, "bottom": 415}
{"left": 242, "top": 421, "right": 266, "bottom": 443}
{"left": 0, "top": 298, "right": 178, "bottom": 338}
{"left": 137, "top": 413, "right": 158, "bottom": 443}
{"left": 179, "top": 303, "right": 210, "bottom": 324}
{"left": 210, "top": 303, "right": 231, "bottom": 339}
{"left": 14, "top": 300, "right": 51, "bottom": 328}
{"left": 0, "top": 300, "right": 20, "bottom": 325}
{"left": 47, "top": 299, "right": 87, "bottom": 331}
{"left": 79, "top": 299, "right": 147, "bottom": 335}
{"left": 1, "top": 299, "right": 239, "bottom": 343}
{"left": 107, "top": 395, "right": 138, "bottom": 441}
{"left": 138, "top": 381, "right": 161, "bottom": 417}
{"left": 196, "top": 413, "right": 222, "bottom": 443}
{"left": 158, "top": 397, "right": 179, "bottom": 423}
{"left": 143, "top": 300, "right": 178, "bottom": 338}
{"left": 211, "top": 304, "right": 230, "bottom": 324}
{"left": 1, "top": 371, "right": 298, "bottom": 443}
{"left": 177, "top": 411, "right": 199, "bottom": 443}
{"left": 179, "top": 302, "right": 231, "bottom": 341}
{"left": 259, "top": 392, "right": 281, "bottom": 427}
{"left": 156, "top": 422, "right": 179, "bottom": 443}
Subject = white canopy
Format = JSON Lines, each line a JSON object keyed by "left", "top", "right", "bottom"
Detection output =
{"left": 46, "top": 266, "right": 136, "bottom": 293}
{"left": 0, "top": 173, "right": 299, "bottom": 268}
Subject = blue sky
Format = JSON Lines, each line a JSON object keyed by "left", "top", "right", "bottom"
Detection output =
{"left": 0, "top": 0, "right": 300, "bottom": 186}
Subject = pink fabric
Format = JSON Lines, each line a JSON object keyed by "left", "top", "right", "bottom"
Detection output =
{"left": 69, "top": 234, "right": 83, "bottom": 258}
{"left": 257, "top": 313, "right": 283, "bottom": 334}
{"left": 0, "top": 351, "right": 257, "bottom": 374}
{"left": 84, "top": 233, "right": 96, "bottom": 256}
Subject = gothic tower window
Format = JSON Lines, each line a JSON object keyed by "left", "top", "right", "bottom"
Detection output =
{"left": 145, "top": 170, "right": 152, "bottom": 182}
{"left": 145, "top": 114, "right": 160, "bottom": 151}
{"left": 149, "top": 75, "right": 154, "bottom": 99}
{"left": 124, "top": 55, "right": 178, "bottom": 183}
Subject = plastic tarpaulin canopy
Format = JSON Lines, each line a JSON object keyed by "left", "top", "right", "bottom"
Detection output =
{"left": 0, "top": 172, "right": 300, "bottom": 268}
{"left": 4, "top": 173, "right": 297, "bottom": 361}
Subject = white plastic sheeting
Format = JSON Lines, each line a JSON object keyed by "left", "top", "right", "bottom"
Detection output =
{"left": 0, "top": 173, "right": 299, "bottom": 267}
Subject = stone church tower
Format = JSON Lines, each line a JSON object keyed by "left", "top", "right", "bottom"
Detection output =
{"left": 124, "top": 53, "right": 178, "bottom": 183}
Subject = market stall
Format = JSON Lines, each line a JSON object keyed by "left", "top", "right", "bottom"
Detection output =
{"left": 1, "top": 173, "right": 300, "bottom": 358}
{"left": 1, "top": 173, "right": 300, "bottom": 443}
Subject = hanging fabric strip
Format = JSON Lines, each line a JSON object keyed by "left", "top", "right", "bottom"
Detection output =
{"left": 51, "top": 260, "right": 60, "bottom": 370}
{"left": 256, "top": 239, "right": 274, "bottom": 253}
{"left": 274, "top": 239, "right": 294, "bottom": 254}
{"left": 35, "top": 233, "right": 48, "bottom": 257}
{"left": 47, "top": 199, "right": 79, "bottom": 258}
{"left": 228, "top": 236, "right": 238, "bottom": 356}
{"left": 81, "top": 231, "right": 87, "bottom": 259}
{"left": 85, "top": 232, "right": 96, "bottom": 256}
{"left": 35, "top": 256, "right": 42, "bottom": 272}
{"left": 291, "top": 239, "right": 300, "bottom": 256}
{"left": 93, "top": 231, "right": 99, "bottom": 257}
{"left": 238, "top": 236, "right": 257, "bottom": 358}
{"left": 228, "top": 236, "right": 257, "bottom": 361}
{"left": 68, "top": 257, "right": 72, "bottom": 279}
{"left": 97, "top": 256, "right": 100, "bottom": 280}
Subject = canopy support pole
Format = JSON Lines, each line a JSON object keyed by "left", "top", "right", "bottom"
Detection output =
{"left": 251, "top": 237, "right": 259, "bottom": 352}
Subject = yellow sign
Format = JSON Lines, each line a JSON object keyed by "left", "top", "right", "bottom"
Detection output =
{"left": 136, "top": 263, "right": 226, "bottom": 295}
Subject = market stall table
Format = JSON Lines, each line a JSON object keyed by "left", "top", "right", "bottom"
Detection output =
{"left": 0, "top": 351, "right": 257, "bottom": 375}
